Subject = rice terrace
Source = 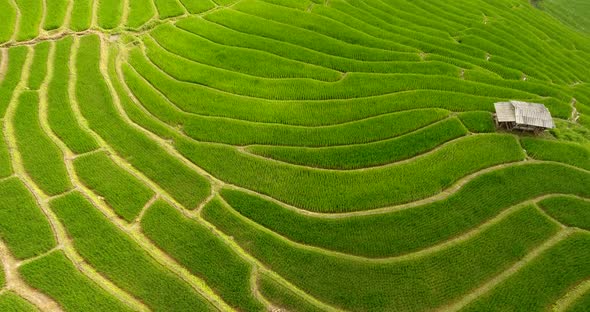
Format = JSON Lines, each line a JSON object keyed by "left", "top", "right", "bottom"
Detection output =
{"left": 1, "top": 0, "right": 590, "bottom": 311}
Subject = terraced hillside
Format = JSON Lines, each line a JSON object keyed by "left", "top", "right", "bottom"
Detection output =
{"left": 0, "top": 0, "right": 589, "bottom": 311}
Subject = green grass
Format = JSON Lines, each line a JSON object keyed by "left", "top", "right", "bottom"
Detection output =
{"left": 458, "top": 111, "right": 496, "bottom": 133}
{"left": 43, "top": 0, "right": 68, "bottom": 30}
{"left": 0, "top": 126, "right": 12, "bottom": 178}
{"left": 0, "top": 178, "right": 55, "bottom": 259}
{"left": 19, "top": 251, "right": 134, "bottom": 312}
{"left": 13, "top": 91, "right": 72, "bottom": 195}
{"left": 203, "top": 199, "right": 558, "bottom": 311}
{"left": 128, "top": 29, "right": 532, "bottom": 125}
{"left": 142, "top": 36, "right": 535, "bottom": 100}
{"left": 175, "top": 17, "right": 458, "bottom": 74}
{"left": 49, "top": 192, "right": 216, "bottom": 311}
{"left": 550, "top": 119, "right": 590, "bottom": 145}
{"left": 0, "top": 0, "right": 16, "bottom": 43}
{"left": 14, "top": 0, "right": 42, "bottom": 41}
{"left": 150, "top": 23, "right": 342, "bottom": 80}
{"left": 177, "top": 0, "right": 215, "bottom": 14}
{"left": 178, "top": 134, "right": 525, "bottom": 212}
{"left": 540, "top": 0, "right": 590, "bottom": 33}
{"left": 97, "top": 0, "right": 123, "bottom": 29}
{"left": 463, "top": 232, "right": 590, "bottom": 311}
{"left": 69, "top": 0, "right": 93, "bottom": 31}
{"left": 153, "top": 0, "right": 185, "bottom": 19}
{"left": 568, "top": 290, "right": 590, "bottom": 312}
{"left": 1, "top": 1, "right": 590, "bottom": 309}
{"left": 74, "top": 151, "right": 154, "bottom": 222}
{"left": 130, "top": 41, "right": 503, "bottom": 125}
{"left": 47, "top": 37, "right": 99, "bottom": 154}
{"left": 76, "top": 34, "right": 210, "bottom": 209}
{"left": 539, "top": 196, "right": 590, "bottom": 231}
{"left": 522, "top": 138, "right": 590, "bottom": 171}
{"left": 257, "top": 273, "right": 324, "bottom": 312}
{"left": 246, "top": 117, "right": 468, "bottom": 169}
{"left": 204, "top": 8, "right": 420, "bottom": 62}
{"left": 141, "top": 200, "right": 265, "bottom": 311}
{"left": 0, "top": 47, "right": 28, "bottom": 117}
{"left": 27, "top": 42, "right": 50, "bottom": 90}
{"left": 123, "top": 64, "right": 453, "bottom": 145}
{"left": 126, "top": 0, "right": 155, "bottom": 28}
{"left": 0, "top": 292, "right": 38, "bottom": 312}
{"left": 219, "top": 163, "right": 590, "bottom": 257}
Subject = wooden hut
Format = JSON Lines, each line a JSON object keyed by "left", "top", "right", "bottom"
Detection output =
{"left": 494, "top": 101, "right": 555, "bottom": 134}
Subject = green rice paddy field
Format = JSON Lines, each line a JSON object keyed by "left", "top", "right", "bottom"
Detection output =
{"left": 0, "top": 0, "right": 589, "bottom": 311}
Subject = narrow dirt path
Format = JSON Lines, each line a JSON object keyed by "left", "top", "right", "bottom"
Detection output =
{"left": 115, "top": 42, "right": 340, "bottom": 312}
{"left": 0, "top": 240, "right": 62, "bottom": 311}
{"left": 0, "top": 48, "right": 8, "bottom": 84}
{"left": 39, "top": 0, "right": 47, "bottom": 38}
{"left": 223, "top": 159, "right": 590, "bottom": 219}
{"left": 1, "top": 40, "right": 148, "bottom": 312}
{"left": 36, "top": 40, "right": 151, "bottom": 312}
{"left": 124, "top": 56, "right": 442, "bottom": 128}
{"left": 248, "top": 267, "right": 276, "bottom": 311}
{"left": 570, "top": 98, "right": 580, "bottom": 123}
{"left": 438, "top": 227, "right": 575, "bottom": 312}
{"left": 1, "top": 42, "right": 64, "bottom": 312}
{"left": 8, "top": 0, "right": 20, "bottom": 43}
{"left": 552, "top": 277, "right": 590, "bottom": 311}
{"left": 216, "top": 193, "right": 588, "bottom": 264}
{"left": 64, "top": 35, "right": 234, "bottom": 311}
{"left": 61, "top": 0, "right": 75, "bottom": 31}
{"left": 90, "top": 0, "right": 99, "bottom": 30}
{"left": 120, "top": 0, "right": 131, "bottom": 29}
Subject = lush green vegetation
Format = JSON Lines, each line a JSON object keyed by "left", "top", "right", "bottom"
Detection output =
{"left": 257, "top": 273, "right": 324, "bottom": 312}
{"left": 458, "top": 111, "right": 496, "bottom": 133}
{"left": 0, "top": 292, "right": 38, "bottom": 312}
{"left": 123, "top": 64, "right": 452, "bottom": 145}
{"left": 464, "top": 232, "right": 590, "bottom": 311}
{"left": 141, "top": 200, "right": 265, "bottom": 311}
{"left": 43, "top": 0, "right": 68, "bottom": 30}
{"left": 203, "top": 199, "right": 558, "bottom": 311}
{"left": 47, "top": 37, "right": 99, "bottom": 154}
{"left": 13, "top": 91, "right": 72, "bottom": 195}
{"left": 522, "top": 137, "right": 590, "bottom": 171}
{"left": 19, "top": 251, "right": 134, "bottom": 312}
{"left": 14, "top": 0, "right": 42, "bottom": 41}
{"left": 1, "top": 0, "right": 589, "bottom": 310}
{"left": 220, "top": 163, "right": 590, "bottom": 257}
{"left": 540, "top": 0, "right": 590, "bottom": 33}
{"left": 27, "top": 42, "right": 50, "bottom": 90}
{"left": 76, "top": 34, "right": 210, "bottom": 209}
{"left": 0, "top": 47, "right": 27, "bottom": 117}
{"left": 568, "top": 290, "right": 590, "bottom": 312}
{"left": 539, "top": 196, "right": 590, "bottom": 231}
{"left": 246, "top": 117, "right": 468, "bottom": 168}
{"left": 550, "top": 119, "right": 590, "bottom": 144}
{"left": 49, "top": 192, "right": 216, "bottom": 311}
{"left": 97, "top": 0, "right": 123, "bottom": 29}
{"left": 0, "top": 178, "right": 55, "bottom": 259}
{"left": 126, "top": 0, "right": 155, "bottom": 28}
{"left": 74, "top": 151, "right": 154, "bottom": 222}
{"left": 153, "top": 0, "right": 185, "bottom": 19}
{"left": 0, "top": 0, "right": 16, "bottom": 43}
{"left": 178, "top": 0, "right": 215, "bottom": 14}
{"left": 69, "top": 0, "right": 93, "bottom": 31}
{"left": 179, "top": 134, "right": 525, "bottom": 212}
{"left": 0, "top": 126, "right": 12, "bottom": 178}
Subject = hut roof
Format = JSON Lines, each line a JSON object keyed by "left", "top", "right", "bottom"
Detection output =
{"left": 494, "top": 101, "right": 555, "bottom": 129}
{"left": 494, "top": 102, "right": 516, "bottom": 123}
